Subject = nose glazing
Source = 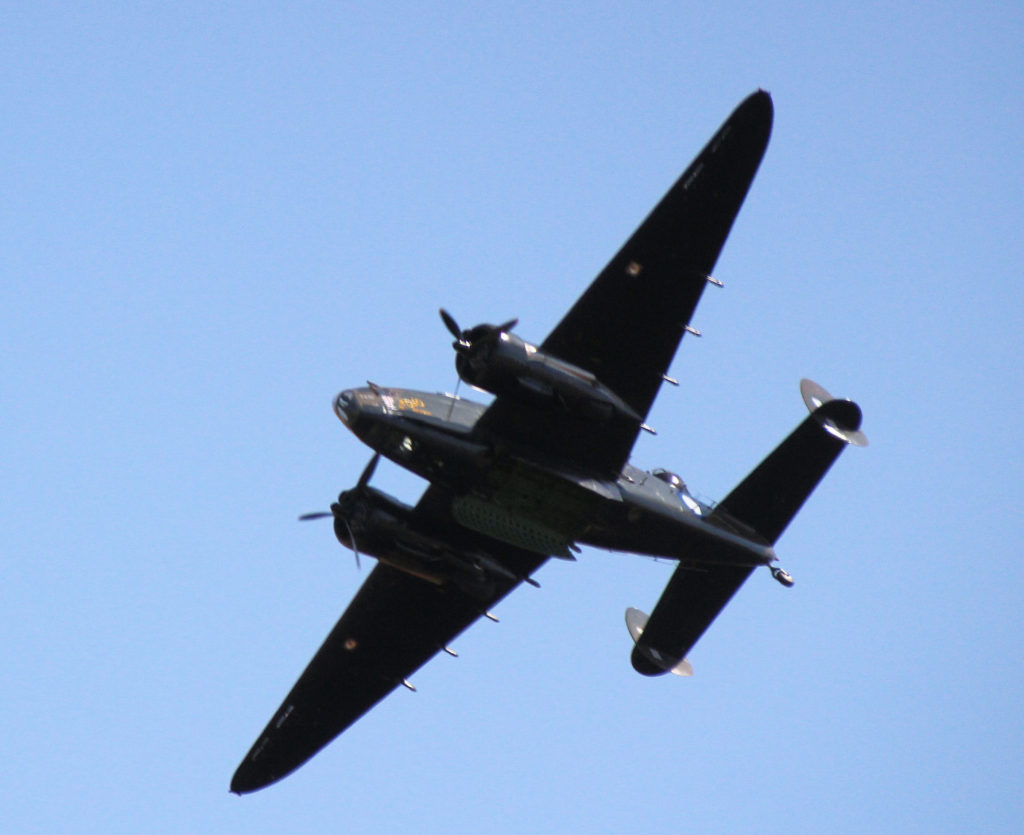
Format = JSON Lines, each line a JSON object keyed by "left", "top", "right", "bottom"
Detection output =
{"left": 334, "top": 390, "right": 355, "bottom": 425}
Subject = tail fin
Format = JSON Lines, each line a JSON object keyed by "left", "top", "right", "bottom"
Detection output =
{"left": 715, "top": 379, "right": 866, "bottom": 545}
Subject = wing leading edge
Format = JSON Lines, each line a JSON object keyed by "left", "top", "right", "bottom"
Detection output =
{"left": 474, "top": 91, "right": 773, "bottom": 475}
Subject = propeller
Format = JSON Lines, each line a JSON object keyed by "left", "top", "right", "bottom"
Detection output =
{"left": 298, "top": 453, "right": 381, "bottom": 570}
{"left": 439, "top": 308, "right": 518, "bottom": 357}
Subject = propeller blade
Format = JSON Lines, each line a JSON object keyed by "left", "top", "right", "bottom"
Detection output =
{"left": 441, "top": 308, "right": 517, "bottom": 354}
{"left": 341, "top": 517, "right": 360, "bottom": 570}
{"left": 302, "top": 457, "right": 376, "bottom": 571}
{"left": 356, "top": 453, "right": 380, "bottom": 491}
{"left": 439, "top": 308, "right": 462, "bottom": 340}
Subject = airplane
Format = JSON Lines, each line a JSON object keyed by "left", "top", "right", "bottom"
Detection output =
{"left": 230, "top": 89, "right": 867, "bottom": 794}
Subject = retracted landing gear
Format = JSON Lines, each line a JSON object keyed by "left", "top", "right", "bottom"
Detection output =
{"left": 770, "top": 566, "right": 795, "bottom": 587}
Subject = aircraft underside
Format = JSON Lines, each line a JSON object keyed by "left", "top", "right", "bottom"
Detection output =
{"left": 231, "top": 91, "right": 866, "bottom": 795}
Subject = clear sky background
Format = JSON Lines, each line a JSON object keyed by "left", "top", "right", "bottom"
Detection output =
{"left": 3, "top": 3, "right": 1021, "bottom": 833}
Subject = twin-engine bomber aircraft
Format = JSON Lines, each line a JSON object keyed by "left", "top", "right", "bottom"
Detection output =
{"left": 231, "top": 90, "right": 866, "bottom": 794}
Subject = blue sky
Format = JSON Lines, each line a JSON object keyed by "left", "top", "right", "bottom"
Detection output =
{"left": 3, "top": 2, "right": 1022, "bottom": 832}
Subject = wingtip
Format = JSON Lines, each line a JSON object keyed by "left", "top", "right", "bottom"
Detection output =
{"left": 229, "top": 773, "right": 253, "bottom": 796}
{"left": 721, "top": 89, "right": 773, "bottom": 145}
{"left": 229, "top": 776, "right": 266, "bottom": 796}
{"left": 745, "top": 88, "right": 774, "bottom": 119}
{"left": 230, "top": 760, "right": 273, "bottom": 796}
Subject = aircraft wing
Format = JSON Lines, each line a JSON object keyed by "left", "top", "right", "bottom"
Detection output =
{"left": 231, "top": 494, "right": 546, "bottom": 794}
{"left": 473, "top": 91, "right": 773, "bottom": 476}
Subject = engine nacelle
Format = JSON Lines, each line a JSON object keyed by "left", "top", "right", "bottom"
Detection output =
{"left": 456, "top": 330, "right": 641, "bottom": 423}
{"left": 330, "top": 482, "right": 536, "bottom": 595}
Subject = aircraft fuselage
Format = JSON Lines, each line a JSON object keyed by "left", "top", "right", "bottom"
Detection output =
{"left": 334, "top": 386, "right": 776, "bottom": 568}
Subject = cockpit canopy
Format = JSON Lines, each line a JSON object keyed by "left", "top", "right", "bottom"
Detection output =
{"left": 652, "top": 468, "right": 705, "bottom": 516}
{"left": 652, "top": 468, "right": 688, "bottom": 494}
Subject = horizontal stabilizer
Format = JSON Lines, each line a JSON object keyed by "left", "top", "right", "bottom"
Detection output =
{"left": 715, "top": 379, "right": 866, "bottom": 545}
{"left": 628, "top": 559, "right": 756, "bottom": 676}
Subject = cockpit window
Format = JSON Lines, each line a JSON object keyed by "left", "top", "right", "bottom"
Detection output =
{"left": 652, "top": 468, "right": 703, "bottom": 515}
{"left": 652, "top": 469, "right": 687, "bottom": 493}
